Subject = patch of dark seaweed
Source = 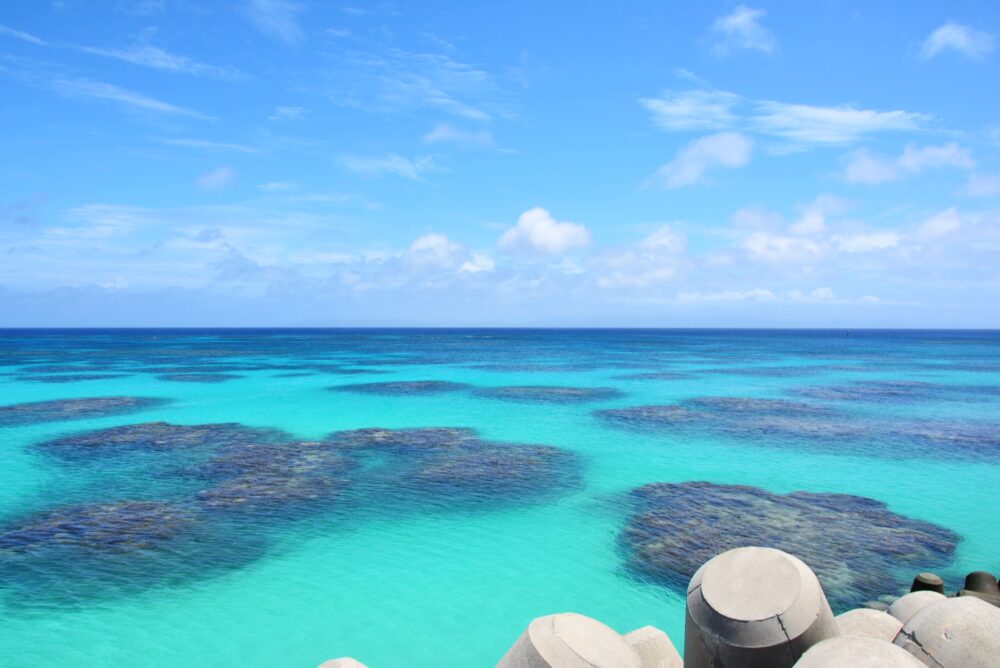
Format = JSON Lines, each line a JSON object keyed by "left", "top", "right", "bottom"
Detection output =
{"left": 157, "top": 373, "right": 243, "bottom": 383}
{"left": 613, "top": 371, "right": 696, "bottom": 381}
{"left": 698, "top": 366, "right": 821, "bottom": 377}
{"left": 473, "top": 385, "right": 625, "bottom": 404}
{"left": 327, "top": 380, "right": 472, "bottom": 396}
{"left": 12, "top": 373, "right": 130, "bottom": 383}
{"left": 0, "top": 396, "right": 169, "bottom": 428}
{"left": 621, "top": 481, "right": 959, "bottom": 611}
{"left": 35, "top": 421, "right": 287, "bottom": 459}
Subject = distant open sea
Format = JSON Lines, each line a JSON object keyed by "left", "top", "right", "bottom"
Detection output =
{"left": 1, "top": 329, "right": 998, "bottom": 667}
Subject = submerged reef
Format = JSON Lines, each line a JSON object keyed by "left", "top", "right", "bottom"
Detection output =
{"left": 595, "top": 395, "right": 1000, "bottom": 460}
{"left": 0, "top": 396, "right": 169, "bottom": 427}
{"left": 328, "top": 380, "right": 472, "bottom": 396}
{"left": 473, "top": 385, "right": 624, "bottom": 404}
{"left": 157, "top": 373, "right": 244, "bottom": 383}
{"left": 12, "top": 373, "right": 130, "bottom": 384}
{"left": 621, "top": 481, "right": 959, "bottom": 610}
{"left": 35, "top": 421, "right": 286, "bottom": 459}
{"left": 0, "top": 499, "right": 265, "bottom": 607}
{"left": 793, "top": 380, "right": 1000, "bottom": 404}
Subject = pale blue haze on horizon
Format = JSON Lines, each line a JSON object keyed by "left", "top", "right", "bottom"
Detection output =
{"left": 1, "top": 0, "right": 999, "bottom": 327}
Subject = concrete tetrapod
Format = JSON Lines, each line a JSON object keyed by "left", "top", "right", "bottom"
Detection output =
{"left": 893, "top": 596, "right": 1000, "bottom": 667}
{"left": 793, "top": 636, "right": 924, "bottom": 667}
{"left": 684, "top": 546, "right": 839, "bottom": 668}
{"left": 316, "top": 659, "right": 369, "bottom": 668}
{"left": 886, "top": 591, "right": 946, "bottom": 625}
{"left": 623, "top": 626, "right": 683, "bottom": 668}
{"left": 835, "top": 608, "right": 903, "bottom": 642}
{"left": 496, "top": 613, "right": 678, "bottom": 668}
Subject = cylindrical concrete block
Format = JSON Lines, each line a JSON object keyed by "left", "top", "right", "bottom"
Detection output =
{"left": 794, "top": 636, "right": 924, "bottom": 667}
{"left": 317, "top": 659, "right": 369, "bottom": 668}
{"left": 835, "top": 608, "right": 903, "bottom": 642}
{"left": 684, "top": 547, "right": 839, "bottom": 668}
{"left": 894, "top": 596, "right": 1000, "bottom": 667}
{"left": 887, "top": 591, "right": 946, "bottom": 625}
{"left": 910, "top": 572, "right": 944, "bottom": 595}
{"left": 496, "top": 613, "right": 642, "bottom": 668}
{"left": 964, "top": 571, "right": 998, "bottom": 594}
{"left": 623, "top": 626, "right": 683, "bottom": 668}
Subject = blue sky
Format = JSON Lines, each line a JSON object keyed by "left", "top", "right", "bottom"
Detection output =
{"left": 1, "top": 1, "right": 999, "bottom": 327}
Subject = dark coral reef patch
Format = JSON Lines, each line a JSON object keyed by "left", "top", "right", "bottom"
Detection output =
{"left": 34, "top": 421, "right": 286, "bottom": 460}
{"left": 327, "top": 380, "right": 472, "bottom": 396}
{"left": 0, "top": 396, "right": 169, "bottom": 427}
{"left": 621, "top": 481, "right": 959, "bottom": 610}
{"left": 157, "top": 373, "right": 244, "bottom": 383}
{"left": 473, "top": 385, "right": 624, "bottom": 404}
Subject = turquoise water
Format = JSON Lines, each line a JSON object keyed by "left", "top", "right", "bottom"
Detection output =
{"left": 0, "top": 329, "right": 998, "bottom": 667}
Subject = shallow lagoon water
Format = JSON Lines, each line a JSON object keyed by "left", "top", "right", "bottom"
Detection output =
{"left": 1, "top": 329, "right": 998, "bottom": 667}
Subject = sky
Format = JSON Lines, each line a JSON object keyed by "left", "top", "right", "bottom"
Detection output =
{"left": 1, "top": 1, "right": 999, "bottom": 327}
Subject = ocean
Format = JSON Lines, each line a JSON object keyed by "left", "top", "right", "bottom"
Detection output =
{"left": 0, "top": 329, "right": 997, "bottom": 667}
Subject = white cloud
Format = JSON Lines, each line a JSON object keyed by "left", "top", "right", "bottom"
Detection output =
{"left": 197, "top": 167, "right": 236, "bottom": 190}
{"left": 595, "top": 224, "right": 687, "bottom": 288}
{"left": 921, "top": 22, "right": 994, "bottom": 60}
{"left": 679, "top": 288, "right": 776, "bottom": 302}
{"left": 752, "top": 101, "right": 926, "bottom": 144}
{"left": 245, "top": 0, "right": 304, "bottom": 45}
{"left": 79, "top": 44, "right": 243, "bottom": 80}
{"left": 341, "top": 154, "right": 434, "bottom": 181}
{"left": 160, "top": 138, "right": 259, "bottom": 153}
{"left": 424, "top": 123, "right": 493, "bottom": 146}
{"left": 405, "top": 233, "right": 464, "bottom": 268}
{"left": 647, "top": 132, "right": 752, "bottom": 188}
{"left": 640, "top": 89, "right": 739, "bottom": 131}
{"left": 845, "top": 143, "right": 974, "bottom": 184}
{"left": 710, "top": 5, "right": 776, "bottom": 56}
{"left": 460, "top": 252, "right": 495, "bottom": 273}
{"left": 833, "top": 231, "right": 901, "bottom": 253}
{"left": 258, "top": 181, "right": 297, "bottom": 192}
{"left": 789, "top": 194, "right": 848, "bottom": 236}
{"left": 48, "top": 76, "right": 214, "bottom": 121}
{"left": 498, "top": 207, "right": 590, "bottom": 255}
{"left": 0, "top": 23, "right": 47, "bottom": 46}
{"left": 269, "top": 105, "right": 305, "bottom": 121}
{"left": 916, "top": 208, "right": 961, "bottom": 238}
{"left": 743, "top": 231, "right": 822, "bottom": 264}
{"left": 962, "top": 173, "right": 1000, "bottom": 198}
{"left": 641, "top": 88, "right": 928, "bottom": 146}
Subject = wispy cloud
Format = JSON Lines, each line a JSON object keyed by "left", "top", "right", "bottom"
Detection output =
{"left": 844, "top": 143, "right": 974, "bottom": 184}
{"left": 423, "top": 123, "right": 493, "bottom": 146}
{"left": 341, "top": 154, "right": 434, "bottom": 181}
{"left": 159, "top": 138, "right": 260, "bottom": 153}
{"left": 269, "top": 105, "right": 305, "bottom": 121}
{"left": 48, "top": 75, "right": 215, "bottom": 120}
{"left": 245, "top": 0, "right": 304, "bottom": 45}
{"left": 643, "top": 87, "right": 928, "bottom": 145}
{"left": 646, "top": 132, "right": 752, "bottom": 189}
{"left": 710, "top": 5, "right": 777, "bottom": 56}
{"left": 197, "top": 167, "right": 236, "bottom": 189}
{"left": 325, "top": 42, "right": 513, "bottom": 121}
{"left": 79, "top": 44, "right": 245, "bottom": 80}
{"left": 0, "top": 23, "right": 48, "bottom": 46}
{"left": 921, "top": 22, "right": 994, "bottom": 60}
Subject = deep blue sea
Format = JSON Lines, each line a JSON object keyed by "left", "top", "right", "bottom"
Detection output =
{"left": 0, "top": 329, "right": 998, "bottom": 667}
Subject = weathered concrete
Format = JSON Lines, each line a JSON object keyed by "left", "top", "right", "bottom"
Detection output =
{"left": 623, "top": 626, "right": 683, "bottom": 668}
{"left": 317, "top": 659, "right": 369, "bottom": 668}
{"left": 909, "top": 572, "right": 944, "bottom": 594}
{"left": 684, "top": 547, "right": 838, "bottom": 668}
{"left": 794, "top": 636, "right": 924, "bottom": 667}
{"left": 835, "top": 608, "right": 903, "bottom": 642}
{"left": 894, "top": 596, "right": 1000, "bottom": 667}
{"left": 963, "top": 571, "right": 998, "bottom": 594}
{"left": 887, "top": 591, "right": 946, "bottom": 625}
{"left": 496, "top": 613, "right": 643, "bottom": 668}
